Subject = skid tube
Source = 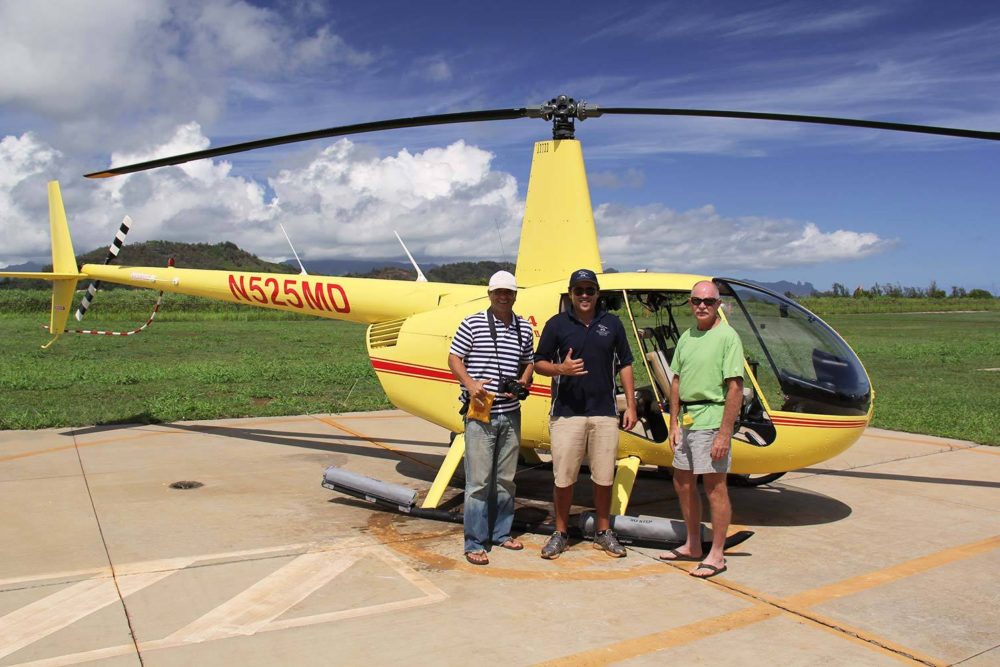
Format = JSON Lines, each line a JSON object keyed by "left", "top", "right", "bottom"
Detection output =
{"left": 322, "top": 466, "right": 753, "bottom": 551}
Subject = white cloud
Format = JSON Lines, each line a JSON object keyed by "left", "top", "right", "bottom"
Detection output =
{"left": 595, "top": 202, "right": 894, "bottom": 272}
{"left": 1, "top": 126, "right": 523, "bottom": 265}
{"left": 0, "top": 0, "right": 373, "bottom": 144}
{"left": 266, "top": 139, "right": 521, "bottom": 259}
{"left": 420, "top": 58, "right": 453, "bottom": 82}
{"left": 2, "top": 126, "right": 892, "bottom": 276}
{"left": 0, "top": 133, "right": 62, "bottom": 263}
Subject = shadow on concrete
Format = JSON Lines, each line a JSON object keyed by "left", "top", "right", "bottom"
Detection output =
{"left": 798, "top": 467, "right": 1000, "bottom": 489}
{"left": 728, "top": 485, "right": 853, "bottom": 527}
{"left": 146, "top": 422, "right": 450, "bottom": 469}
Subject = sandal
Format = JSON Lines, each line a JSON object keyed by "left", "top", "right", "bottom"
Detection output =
{"left": 465, "top": 551, "right": 489, "bottom": 565}
{"left": 498, "top": 538, "right": 524, "bottom": 551}
{"left": 690, "top": 561, "right": 727, "bottom": 579}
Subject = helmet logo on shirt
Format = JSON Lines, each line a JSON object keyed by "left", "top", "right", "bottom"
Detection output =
{"left": 596, "top": 324, "right": 610, "bottom": 336}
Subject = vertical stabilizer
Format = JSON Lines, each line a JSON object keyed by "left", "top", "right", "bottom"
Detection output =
{"left": 45, "top": 181, "right": 79, "bottom": 346}
{"left": 514, "top": 140, "right": 602, "bottom": 288}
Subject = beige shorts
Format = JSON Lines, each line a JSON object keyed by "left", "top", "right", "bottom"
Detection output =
{"left": 674, "top": 428, "right": 731, "bottom": 475}
{"left": 549, "top": 416, "right": 620, "bottom": 487}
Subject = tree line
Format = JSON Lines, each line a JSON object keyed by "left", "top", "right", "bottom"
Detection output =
{"left": 814, "top": 280, "right": 993, "bottom": 299}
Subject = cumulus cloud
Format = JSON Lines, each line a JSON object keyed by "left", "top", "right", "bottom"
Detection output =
{"left": 0, "top": 0, "right": 372, "bottom": 144}
{"left": 1, "top": 125, "right": 523, "bottom": 266}
{"left": 265, "top": 139, "right": 521, "bottom": 259}
{"left": 595, "top": 202, "right": 895, "bottom": 272}
{"left": 0, "top": 134, "right": 62, "bottom": 262}
{"left": 1, "top": 125, "right": 892, "bottom": 276}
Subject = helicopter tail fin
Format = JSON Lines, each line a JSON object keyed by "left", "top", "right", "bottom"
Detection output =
{"left": 514, "top": 140, "right": 602, "bottom": 288}
{"left": 0, "top": 182, "right": 84, "bottom": 347}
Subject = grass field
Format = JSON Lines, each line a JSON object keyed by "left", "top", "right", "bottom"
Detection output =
{"left": 824, "top": 311, "right": 999, "bottom": 446}
{"left": 0, "top": 317, "right": 390, "bottom": 430}
{"left": 1, "top": 295, "right": 997, "bottom": 445}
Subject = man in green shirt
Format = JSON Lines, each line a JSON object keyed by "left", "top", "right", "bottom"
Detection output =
{"left": 661, "top": 280, "right": 744, "bottom": 579}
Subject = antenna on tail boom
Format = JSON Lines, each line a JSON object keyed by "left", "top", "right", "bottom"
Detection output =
{"left": 394, "top": 231, "right": 428, "bottom": 282}
{"left": 279, "top": 223, "right": 308, "bottom": 275}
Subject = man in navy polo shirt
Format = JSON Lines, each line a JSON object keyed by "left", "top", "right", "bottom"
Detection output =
{"left": 534, "top": 269, "right": 637, "bottom": 559}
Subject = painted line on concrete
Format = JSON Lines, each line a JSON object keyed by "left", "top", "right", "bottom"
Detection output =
{"left": 332, "top": 412, "right": 414, "bottom": 421}
{"left": 1, "top": 538, "right": 447, "bottom": 667}
{"left": 315, "top": 415, "right": 439, "bottom": 471}
{"left": 534, "top": 534, "right": 999, "bottom": 667}
{"left": 0, "top": 430, "right": 168, "bottom": 464}
{"left": 0, "top": 566, "right": 188, "bottom": 660}
{"left": 783, "top": 534, "right": 1000, "bottom": 608}
{"left": 534, "top": 604, "right": 781, "bottom": 666}
{"left": 161, "top": 538, "right": 368, "bottom": 643}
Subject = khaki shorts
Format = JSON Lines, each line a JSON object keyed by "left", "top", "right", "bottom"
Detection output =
{"left": 673, "top": 428, "right": 731, "bottom": 475}
{"left": 549, "top": 416, "right": 620, "bottom": 487}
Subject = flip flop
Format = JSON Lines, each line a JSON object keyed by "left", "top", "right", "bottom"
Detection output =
{"left": 690, "top": 561, "right": 727, "bottom": 579}
{"left": 465, "top": 551, "right": 489, "bottom": 565}
{"left": 659, "top": 548, "right": 701, "bottom": 562}
{"left": 498, "top": 538, "right": 524, "bottom": 551}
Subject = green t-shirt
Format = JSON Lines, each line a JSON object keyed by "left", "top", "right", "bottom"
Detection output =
{"left": 670, "top": 321, "right": 745, "bottom": 430}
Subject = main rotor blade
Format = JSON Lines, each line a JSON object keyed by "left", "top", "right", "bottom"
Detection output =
{"left": 599, "top": 107, "right": 1000, "bottom": 141}
{"left": 86, "top": 107, "right": 530, "bottom": 178}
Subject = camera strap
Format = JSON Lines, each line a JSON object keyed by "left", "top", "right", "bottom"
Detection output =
{"left": 487, "top": 309, "right": 523, "bottom": 382}
{"left": 487, "top": 308, "right": 522, "bottom": 359}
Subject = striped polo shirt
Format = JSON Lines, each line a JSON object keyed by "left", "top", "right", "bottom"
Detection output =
{"left": 449, "top": 310, "right": 535, "bottom": 414}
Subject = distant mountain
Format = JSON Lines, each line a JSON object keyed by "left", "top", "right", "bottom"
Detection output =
{"left": 0, "top": 260, "right": 44, "bottom": 272}
{"left": 743, "top": 279, "right": 817, "bottom": 297}
{"left": 1, "top": 241, "right": 295, "bottom": 289}
{"left": 75, "top": 240, "right": 298, "bottom": 274}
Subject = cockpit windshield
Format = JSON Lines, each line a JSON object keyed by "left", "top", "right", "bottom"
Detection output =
{"left": 717, "top": 279, "right": 871, "bottom": 416}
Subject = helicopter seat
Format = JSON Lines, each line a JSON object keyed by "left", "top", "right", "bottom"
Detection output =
{"left": 645, "top": 349, "right": 675, "bottom": 405}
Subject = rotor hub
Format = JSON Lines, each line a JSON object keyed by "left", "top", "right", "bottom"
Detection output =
{"left": 527, "top": 95, "right": 602, "bottom": 140}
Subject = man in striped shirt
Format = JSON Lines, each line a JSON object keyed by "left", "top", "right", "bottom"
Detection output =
{"left": 448, "top": 271, "right": 535, "bottom": 566}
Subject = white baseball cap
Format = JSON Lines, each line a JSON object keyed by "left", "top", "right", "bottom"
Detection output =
{"left": 488, "top": 270, "right": 517, "bottom": 292}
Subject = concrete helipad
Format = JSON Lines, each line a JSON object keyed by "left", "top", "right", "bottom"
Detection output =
{"left": 1, "top": 412, "right": 997, "bottom": 666}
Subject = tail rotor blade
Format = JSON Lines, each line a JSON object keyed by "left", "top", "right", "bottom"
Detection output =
{"left": 75, "top": 215, "right": 132, "bottom": 321}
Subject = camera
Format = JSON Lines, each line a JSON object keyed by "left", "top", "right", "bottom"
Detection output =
{"left": 498, "top": 376, "right": 529, "bottom": 401}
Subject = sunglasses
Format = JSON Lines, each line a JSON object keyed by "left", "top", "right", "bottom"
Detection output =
{"left": 572, "top": 287, "right": 598, "bottom": 296}
{"left": 689, "top": 297, "right": 719, "bottom": 307}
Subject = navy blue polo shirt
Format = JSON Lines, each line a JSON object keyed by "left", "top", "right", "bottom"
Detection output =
{"left": 535, "top": 310, "right": 634, "bottom": 417}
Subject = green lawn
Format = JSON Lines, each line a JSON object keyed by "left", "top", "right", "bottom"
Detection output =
{"left": 0, "top": 317, "right": 390, "bottom": 429}
{"left": 1, "top": 303, "right": 997, "bottom": 446}
{"left": 826, "top": 311, "right": 999, "bottom": 445}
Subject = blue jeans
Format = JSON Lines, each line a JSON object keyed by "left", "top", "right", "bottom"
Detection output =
{"left": 463, "top": 411, "right": 520, "bottom": 553}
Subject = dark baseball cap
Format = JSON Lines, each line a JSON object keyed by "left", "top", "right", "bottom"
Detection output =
{"left": 568, "top": 268, "right": 600, "bottom": 289}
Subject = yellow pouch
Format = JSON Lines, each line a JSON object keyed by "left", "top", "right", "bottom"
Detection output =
{"left": 682, "top": 412, "right": 694, "bottom": 428}
{"left": 466, "top": 392, "right": 495, "bottom": 423}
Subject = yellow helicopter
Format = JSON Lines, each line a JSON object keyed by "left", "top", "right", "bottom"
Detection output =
{"left": 3, "top": 96, "right": 996, "bottom": 518}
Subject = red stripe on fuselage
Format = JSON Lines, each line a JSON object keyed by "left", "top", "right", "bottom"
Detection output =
{"left": 370, "top": 358, "right": 552, "bottom": 397}
{"left": 770, "top": 416, "right": 868, "bottom": 428}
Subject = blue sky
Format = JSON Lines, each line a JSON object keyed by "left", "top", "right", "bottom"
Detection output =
{"left": 1, "top": 0, "right": 997, "bottom": 292}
